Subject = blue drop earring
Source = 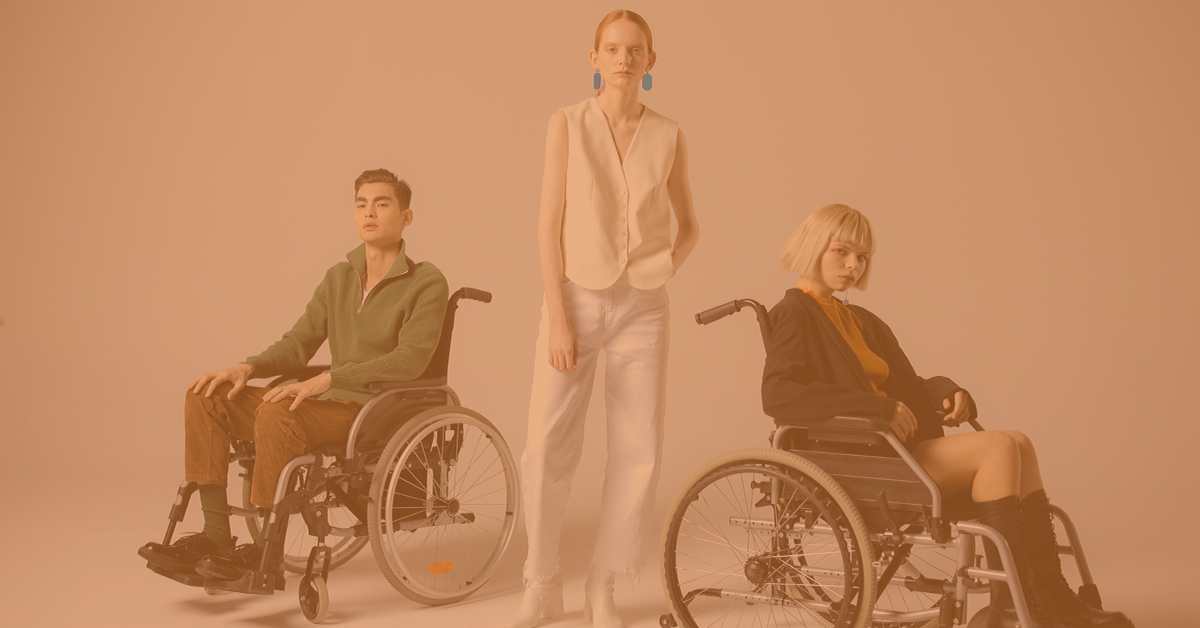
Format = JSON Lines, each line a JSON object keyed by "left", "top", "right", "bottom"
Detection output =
{"left": 593, "top": 69, "right": 601, "bottom": 90}
{"left": 642, "top": 72, "right": 653, "bottom": 91}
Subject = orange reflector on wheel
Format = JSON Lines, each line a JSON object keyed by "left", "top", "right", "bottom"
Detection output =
{"left": 428, "top": 561, "right": 454, "bottom": 575}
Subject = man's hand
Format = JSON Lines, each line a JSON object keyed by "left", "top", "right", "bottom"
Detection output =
{"left": 891, "top": 401, "right": 918, "bottom": 442}
{"left": 262, "top": 372, "right": 333, "bottom": 411}
{"left": 942, "top": 390, "right": 973, "bottom": 426}
{"left": 190, "top": 363, "right": 255, "bottom": 399}
{"left": 548, "top": 318, "right": 578, "bottom": 373}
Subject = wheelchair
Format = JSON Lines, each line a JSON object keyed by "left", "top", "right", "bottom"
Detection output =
{"left": 141, "top": 287, "right": 520, "bottom": 623}
{"left": 658, "top": 298, "right": 1108, "bottom": 628}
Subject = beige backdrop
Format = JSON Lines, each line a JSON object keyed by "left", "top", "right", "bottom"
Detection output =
{"left": 2, "top": 1, "right": 1197, "bottom": 626}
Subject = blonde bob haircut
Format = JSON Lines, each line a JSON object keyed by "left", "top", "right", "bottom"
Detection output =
{"left": 778, "top": 204, "right": 877, "bottom": 291}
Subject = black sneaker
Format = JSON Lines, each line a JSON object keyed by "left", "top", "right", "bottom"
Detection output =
{"left": 138, "top": 532, "right": 234, "bottom": 575}
{"left": 194, "top": 542, "right": 281, "bottom": 582}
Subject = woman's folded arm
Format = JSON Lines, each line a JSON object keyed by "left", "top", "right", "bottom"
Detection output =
{"left": 761, "top": 304, "right": 896, "bottom": 426}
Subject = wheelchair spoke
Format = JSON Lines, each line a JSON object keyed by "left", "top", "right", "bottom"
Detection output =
{"left": 666, "top": 461, "right": 867, "bottom": 628}
{"left": 692, "top": 496, "right": 752, "bottom": 564}
{"left": 449, "top": 518, "right": 478, "bottom": 575}
{"left": 452, "top": 427, "right": 493, "bottom": 493}
{"left": 906, "top": 551, "right": 953, "bottom": 579}
{"left": 712, "top": 475, "right": 757, "bottom": 555}
{"left": 464, "top": 519, "right": 501, "bottom": 542}
{"left": 458, "top": 484, "right": 508, "bottom": 505}
{"left": 368, "top": 413, "right": 518, "bottom": 603}
{"left": 675, "top": 553, "right": 746, "bottom": 577}
{"left": 678, "top": 529, "right": 756, "bottom": 556}
{"left": 456, "top": 465, "right": 505, "bottom": 502}
{"left": 454, "top": 456, "right": 503, "bottom": 503}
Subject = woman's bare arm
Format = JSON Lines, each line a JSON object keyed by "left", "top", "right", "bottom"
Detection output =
{"left": 536, "top": 109, "right": 577, "bottom": 371}
{"left": 666, "top": 128, "right": 700, "bottom": 273}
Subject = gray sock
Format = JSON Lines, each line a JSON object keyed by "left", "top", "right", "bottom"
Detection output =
{"left": 197, "top": 484, "right": 234, "bottom": 548}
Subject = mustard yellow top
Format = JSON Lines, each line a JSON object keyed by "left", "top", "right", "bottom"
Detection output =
{"left": 805, "top": 290, "right": 890, "bottom": 397}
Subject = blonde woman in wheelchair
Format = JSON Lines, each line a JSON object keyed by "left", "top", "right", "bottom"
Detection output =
{"left": 759, "top": 204, "right": 1131, "bottom": 628}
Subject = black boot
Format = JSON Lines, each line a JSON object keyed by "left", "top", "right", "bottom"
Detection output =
{"left": 1021, "top": 490, "right": 1134, "bottom": 628}
{"left": 974, "top": 496, "right": 1070, "bottom": 628}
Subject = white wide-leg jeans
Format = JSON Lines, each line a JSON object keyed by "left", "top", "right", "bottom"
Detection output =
{"left": 520, "top": 278, "right": 670, "bottom": 582}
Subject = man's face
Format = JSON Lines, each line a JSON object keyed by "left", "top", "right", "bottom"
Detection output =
{"left": 354, "top": 182, "right": 411, "bottom": 247}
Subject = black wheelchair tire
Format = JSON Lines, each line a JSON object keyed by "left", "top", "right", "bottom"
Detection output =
{"left": 660, "top": 447, "right": 876, "bottom": 628}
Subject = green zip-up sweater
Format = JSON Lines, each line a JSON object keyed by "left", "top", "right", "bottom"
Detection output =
{"left": 245, "top": 240, "right": 449, "bottom": 404}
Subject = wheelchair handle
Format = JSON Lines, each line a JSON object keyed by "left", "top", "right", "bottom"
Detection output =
{"left": 696, "top": 298, "right": 773, "bottom": 348}
{"left": 457, "top": 287, "right": 492, "bottom": 304}
{"left": 695, "top": 301, "right": 740, "bottom": 325}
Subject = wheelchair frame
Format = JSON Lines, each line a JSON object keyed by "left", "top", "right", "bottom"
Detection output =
{"left": 144, "top": 287, "right": 520, "bottom": 623}
{"left": 658, "top": 298, "right": 1104, "bottom": 628}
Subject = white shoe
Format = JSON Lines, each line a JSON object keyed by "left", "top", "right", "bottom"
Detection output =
{"left": 583, "top": 564, "right": 626, "bottom": 628}
{"left": 500, "top": 575, "right": 564, "bottom": 628}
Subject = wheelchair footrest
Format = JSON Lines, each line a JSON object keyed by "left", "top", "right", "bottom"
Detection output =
{"left": 145, "top": 561, "right": 205, "bottom": 587}
{"left": 202, "top": 569, "right": 285, "bottom": 595}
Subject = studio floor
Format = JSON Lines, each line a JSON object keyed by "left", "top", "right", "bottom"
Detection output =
{"left": 2, "top": 525, "right": 1191, "bottom": 627}
{"left": 3, "top": 528, "right": 673, "bottom": 628}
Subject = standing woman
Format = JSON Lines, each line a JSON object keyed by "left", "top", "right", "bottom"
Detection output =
{"left": 504, "top": 9, "right": 700, "bottom": 628}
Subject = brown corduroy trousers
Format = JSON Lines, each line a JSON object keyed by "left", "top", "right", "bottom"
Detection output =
{"left": 183, "top": 381, "right": 363, "bottom": 507}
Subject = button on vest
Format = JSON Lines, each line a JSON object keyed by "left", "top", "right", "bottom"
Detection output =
{"left": 561, "top": 97, "right": 678, "bottom": 290}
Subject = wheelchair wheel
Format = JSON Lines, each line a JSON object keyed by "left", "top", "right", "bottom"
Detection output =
{"left": 299, "top": 574, "right": 329, "bottom": 624}
{"left": 367, "top": 406, "right": 520, "bottom": 606}
{"left": 661, "top": 447, "right": 875, "bottom": 628}
{"left": 242, "top": 465, "right": 369, "bottom": 574}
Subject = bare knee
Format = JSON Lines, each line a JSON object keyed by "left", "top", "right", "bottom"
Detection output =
{"left": 982, "top": 431, "right": 1020, "bottom": 462}
{"left": 998, "top": 430, "right": 1035, "bottom": 456}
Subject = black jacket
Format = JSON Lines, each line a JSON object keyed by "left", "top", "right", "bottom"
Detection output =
{"left": 761, "top": 289, "right": 976, "bottom": 449}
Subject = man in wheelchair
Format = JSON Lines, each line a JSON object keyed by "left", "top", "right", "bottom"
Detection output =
{"left": 139, "top": 168, "right": 449, "bottom": 586}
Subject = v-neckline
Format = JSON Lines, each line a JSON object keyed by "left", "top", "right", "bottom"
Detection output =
{"left": 593, "top": 96, "right": 646, "bottom": 167}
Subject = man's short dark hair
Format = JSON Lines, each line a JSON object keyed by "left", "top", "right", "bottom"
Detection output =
{"left": 355, "top": 168, "right": 412, "bottom": 209}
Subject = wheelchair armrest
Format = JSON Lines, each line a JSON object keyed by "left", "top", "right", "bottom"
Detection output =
{"left": 365, "top": 377, "right": 448, "bottom": 391}
{"left": 778, "top": 415, "right": 889, "bottom": 432}
{"left": 820, "top": 415, "right": 889, "bottom": 431}
{"left": 779, "top": 415, "right": 890, "bottom": 447}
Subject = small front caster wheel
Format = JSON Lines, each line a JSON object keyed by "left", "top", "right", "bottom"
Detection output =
{"left": 203, "top": 586, "right": 229, "bottom": 596}
{"left": 659, "top": 613, "right": 678, "bottom": 627}
{"left": 298, "top": 574, "right": 328, "bottom": 623}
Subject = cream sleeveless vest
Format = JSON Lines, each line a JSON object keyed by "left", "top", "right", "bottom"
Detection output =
{"left": 561, "top": 97, "right": 678, "bottom": 290}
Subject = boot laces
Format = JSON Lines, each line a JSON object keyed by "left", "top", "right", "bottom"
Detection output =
{"left": 223, "top": 543, "right": 261, "bottom": 566}
{"left": 1033, "top": 510, "right": 1090, "bottom": 611}
{"left": 171, "top": 531, "right": 212, "bottom": 551}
